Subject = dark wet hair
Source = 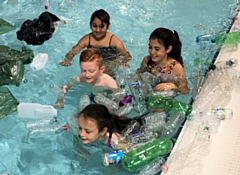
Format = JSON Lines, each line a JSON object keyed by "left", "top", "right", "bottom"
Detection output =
{"left": 90, "top": 9, "right": 110, "bottom": 29}
{"left": 150, "top": 27, "right": 183, "bottom": 66}
{"left": 78, "top": 104, "right": 132, "bottom": 133}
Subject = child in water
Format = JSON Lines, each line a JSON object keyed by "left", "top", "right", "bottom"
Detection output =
{"left": 54, "top": 48, "right": 118, "bottom": 108}
{"left": 137, "top": 27, "right": 190, "bottom": 94}
{"left": 77, "top": 103, "right": 135, "bottom": 148}
{"left": 59, "top": 9, "right": 131, "bottom": 77}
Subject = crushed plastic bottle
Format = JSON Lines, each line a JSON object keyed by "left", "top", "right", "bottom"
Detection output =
{"left": 79, "top": 93, "right": 91, "bottom": 111}
{"left": 30, "top": 53, "right": 48, "bottom": 71}
{"left": 139, "top": 157, "right": 167, "bottom": 175}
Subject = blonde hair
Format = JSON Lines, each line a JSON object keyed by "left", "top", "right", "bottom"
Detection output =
{"left": 79, "top": 48, "right": 103, "bottom": 68}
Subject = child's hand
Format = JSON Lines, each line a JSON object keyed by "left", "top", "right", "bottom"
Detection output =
{"left": 59, "top": 59, "right": 72, "bottom": 66}
{"left": 120, "top": 62, "right": 130, "bottom": 68}
{"left": 54, "top": 99, "right": 64, "bottom": 108}
{"left": 154, "top": 83, "right": 177, "bottom": 91}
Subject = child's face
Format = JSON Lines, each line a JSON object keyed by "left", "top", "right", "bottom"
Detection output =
{"left": 78, "top": 115, "right": 105, "bottom": 144}
{"left": 90, "top": 17, "right": 108, "bottom": 40}
{"left": 148, "top": 38, "right": 172, "bottom": 64}
{"left": 80, "top": 61, "right": 104, "bottom": 84}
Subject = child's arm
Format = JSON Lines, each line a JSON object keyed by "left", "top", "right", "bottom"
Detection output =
{"left": 54, "top": 77, "right": 80, "bottom": 108}
{"left": 136, "top": 56, "right": 150, "bottom": 73}
{"left": 59, "top": 35, "right": 88, "bottom": 66}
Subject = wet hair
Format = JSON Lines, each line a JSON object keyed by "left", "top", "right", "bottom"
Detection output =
{"left": 78, "top": 104, "right": 132, "bottom": 134}
{"left": 79, "top": 48, "right": 103, "bottom": 68}
{"left": 90, "top": 9, "right": 110, "bottom": 29}
{"left": 149, "top": 27, "right": 183, "bottom": 66}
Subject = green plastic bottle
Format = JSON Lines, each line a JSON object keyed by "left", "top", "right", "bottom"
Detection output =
{"left": 121, "top": 137, "right": 173, "bottom": 172}
{"left": 212, "top": 31, "right": 240, "bottom": 45}
{"left": 145, "top": 95, "right": 192, "bottom": 117}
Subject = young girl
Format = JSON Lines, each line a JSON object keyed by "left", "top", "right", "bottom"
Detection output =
{"left": 77, "top": 103, "right": 135, "bottom": 148}
{"left": 59, "top": 9, "right": 131, "bottom": 76}
{"left": 137, "top": 27, "right": 190, "bottom": 94}
{"left": 54, "top": 48, "right": 118, "bottom": 108}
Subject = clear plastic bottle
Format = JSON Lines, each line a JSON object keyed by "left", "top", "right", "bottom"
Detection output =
{"left": 26, "top": 117, "right": 58, "bottom": 128}
{"left": 43, "top": 0, "right": 49, "bottom": 9}
{"left": 196, "top": 33, "right": 216, "bottom": 44}
{"left": 102, "top": 150, "right": 124, "bottom": 166}
{"left": 121, "top": 120, "right": 140, "bottom": 138}
{"left": 28, "top": 123, "right": 68, "bottom": 137}
{"left": 114, "top": 103, "right": 133, "bottom": 116}
{"left": 139, "top": 157, "right": 167, "bottom": 175}
{"left": 126, "top": 131, "right": 158, "bottom": 145}
{"left": 79, "top": 93, "right": 90, "bottom": 111}
{"left": 49, "top": 84, "right": 65, "bottom": 99}
{"left": 94, "top": 94, "right": 118, "bottom": 112}
{"left": 115, "top": 66, "right": 127, "bottom": 89}
{"left": 211, "top": 108, "right": 233, "bottom": 120}
{"left": 141, "top": 112, "right": 166, "bottom": 125}
{"left": 161, "top": 112, "right": 185, "bottom": 138}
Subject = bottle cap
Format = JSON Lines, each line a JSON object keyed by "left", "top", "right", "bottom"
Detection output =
{"left": 63, "top": 125, "right": 68, "bottom": 130}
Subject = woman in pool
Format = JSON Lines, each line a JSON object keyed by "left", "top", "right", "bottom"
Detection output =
{"left": 59, "top": 9, "right": 131, "bottom": 77}
{"left": 77, "top": 103, "right": 136, "bottom": 147}
{"left": 137, "top": 27, "right": 190, "bottom": 94}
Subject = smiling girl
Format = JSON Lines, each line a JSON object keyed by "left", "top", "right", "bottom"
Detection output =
{"left": 137, "top": 27, "right": 190, "bottom": 94}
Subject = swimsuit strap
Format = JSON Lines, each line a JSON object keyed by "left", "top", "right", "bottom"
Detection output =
{"left": 88, "top": 34, "right": 91, "bottom": 47}
{"left": 107, "top": 132, "right": 112, "bottom": 148}
{"left": 109, "top": 35, "right": 114, "bottom": 46}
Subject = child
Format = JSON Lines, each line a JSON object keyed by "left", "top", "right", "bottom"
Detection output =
{"left": 54, "top": 48, "right": 118, "bottom": 108}
{"left": 59, "top": 9, "right": 131, "bottom": 76}
{"left": 137, "top": 27, "right": 190, "bottom": 94}
{"left": 77, "top": 103, "right": 135, "bottom": 147}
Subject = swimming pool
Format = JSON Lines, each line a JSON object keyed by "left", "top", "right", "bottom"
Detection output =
{"left": 0, "top": 0, "right": 239, "bottom": 174}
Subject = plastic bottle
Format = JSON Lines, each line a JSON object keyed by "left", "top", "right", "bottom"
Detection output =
{"left": 49, "top": 84, "right": 65, "bottom": 99}
{"left": 119, "top": 95, "right": 132, "bottom": 107}
{"left": 126, "top": 131, "right": 158, "bottom": 145}
{"left": 115, "top": 66, "right": 127, "bottom": 89}
{"left": 102, "top": 150, "right": 124, "bottom": 166}
{"left": 114, "top": 103, "right": 133, "bottom": 116}
{"left": 28, "top": 123, "right": 68, "bottom": 137}
{"left": 17, "top": 103, "right": 57, "bottom": 119}
{"left": 30, "top": 53, "right": 48, "bottom": 71}
{"left": 212, "top": 31, "right": 240, "bottom": 44}
{"left": 145, "top": 95, "right": 192, "bottom": 117}
{"left": 79, "top": 93, "right": 90, "bottom": 111}
{"left": 196, "top": 33, "right": 217, "bottom": 44}
{"left": 139, "top": 72, "right": 160, "bottom": 86}
{"left": 211, "top": 108, "right": 233, "bottom": 120}
{"left": 121, "top": 137, "right": 174, "bottom": 172}
{"left": 215, "top": 66, "right": 233, "bottom": 92}
{"left": 139, "top": 157, "right": 167, "bottom": 175}
{"left": 44, "top": 0, "right": 49, "bottom": 10}
{"left": 141, "top": 112, "right": 166, "bottom": 125}
{"left": 121, "top": 120, "right": 140, "bottom": 138}
{"left": 161, "top": 112, "right": 186, "bottom": 138}
{"left": 155, "top": 72, "right": 178, "bottom": 84}
{"left": 94, "top": 94, "right": 119, "bottom": 112}
{"left": 26, "top": 117, "right": 58, "bottom": 128}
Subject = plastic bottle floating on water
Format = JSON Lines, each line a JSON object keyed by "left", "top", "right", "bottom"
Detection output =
{"left": 30, "top": 53, "right": 48, "bottom": 71}
{"left": 43, "top": 0, "right": 49, "bottom": 10}
{"left": 102, "top": 150, "right": 124, "bottom": 166}
{"left": 28, "top": 123, "right": 68, "bottom": 137}
{"left": 17, "top": 103, "right": 57, "bottom": 119}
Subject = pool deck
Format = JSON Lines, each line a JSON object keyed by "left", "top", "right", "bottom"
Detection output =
{"left": 161, "top": 8, "right": 240, "bottom": 175}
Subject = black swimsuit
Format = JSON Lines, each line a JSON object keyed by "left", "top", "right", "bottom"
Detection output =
{"left": 87, "top": 34, "right": 120, "bottom": 76}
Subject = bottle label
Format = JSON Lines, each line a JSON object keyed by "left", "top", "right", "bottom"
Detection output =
{"left": 105, "top": 151, "right": 124, "bottom": 165}
{"left": 215, "top": 108, "right": 226, "bottom": 120}
{"left": 131, "top": 81, "right": 141, "bottom": 87}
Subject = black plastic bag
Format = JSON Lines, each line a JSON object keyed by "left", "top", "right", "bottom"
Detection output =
{"left": 16, "top": 12, "right": 60, "bottom": 45}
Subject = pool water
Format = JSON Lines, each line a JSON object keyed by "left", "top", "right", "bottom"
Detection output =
{"left": 0, "top": 0, "right": 239, "bottom": 174}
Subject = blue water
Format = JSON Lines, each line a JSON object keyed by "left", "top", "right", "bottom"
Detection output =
{"left": 0, "top": 0, "right": 239, "bottom": 174}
